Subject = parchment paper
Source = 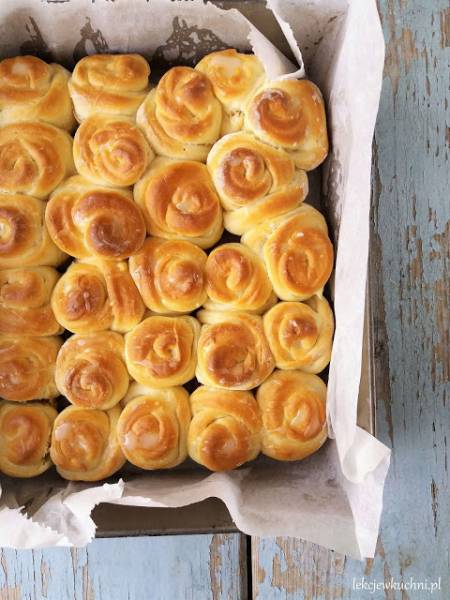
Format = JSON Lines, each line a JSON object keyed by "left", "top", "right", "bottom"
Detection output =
{"left": 0, "top": 0, "right": 391, "bottom": 559}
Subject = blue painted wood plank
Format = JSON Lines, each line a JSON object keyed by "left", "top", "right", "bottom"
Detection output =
{"left": 252, "top": 0, "right": 449, "bottom": 597}
{"left": 0, "top": 534, "right": 246, "bottom": 600}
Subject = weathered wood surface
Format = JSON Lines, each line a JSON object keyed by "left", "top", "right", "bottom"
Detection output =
{"left": 0, "top": 534, "right": 247, "bottom": 600}
{"left": 252, "top": 0, "right": 450, "bottom": 597}
{"left": 1, "top": 0, "right": 448, "bottom": 598}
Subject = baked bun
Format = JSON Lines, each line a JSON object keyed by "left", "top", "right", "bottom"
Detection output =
{"left": 0, "top": 335, "right": 61, "bottom": 402}
{"left": 56, "top": 332, "right": 129, "bottom": 410}
{"left": 73, "top": 114, "right": 154, "bottom": 187}
{"left": 125, "top": 315, "right": 199, "bottom": 388}
{"left": 117, "top": 383, "right": 191, "bottom": 470}
{"left": 244, "top": 80, "right": 328, "bottom": 171}
{"left": 195, "top": 50, "right": 265, "bottom": 134}
{"left": 134, "top": 158, "right": 223, "bottom": 248}
{"left": 0, "top": 401, "right": 57, "bottom": 478}
{"left": 0, "top": 267, "right": 62, "bottom": 336}
{"left": 45, "top": 176, "right": 146, "bottom": 260}
{"left": 129, "top": 238, "right": 207, "bottom": 314}
{"left": 196, "top": 311, "right": 274, "bottom": 390}
{"left": 257, "top": 370, "right": 327, "bottom": 461}
{"left": 263, "top": 297, "right": 334, "bottom": 373}
{"left": 204, "top": 243, "right": 276, "bottom": 314}
{"left": 0, "top": 194, "right": 66, "bottom": 269}
{"left": 136, "top": 66, "right": 222, "bottom": 160}
{"left": 50, "top": 405, "right": 125, "bottom": 481}
{"left": 188, "top": 386, "right": 261, "bottom": 471}
{"left": 207, "top": 132, "right": 308, "bottom": 234}
{"left": 0, "top": 122, "right": 75, "bottom": 199}
{"left": 68, "top": 54, "right": 150, "bottom": 121}
{"left": 242, "top": 204, "right": 333, "bottom": 301}
{"left": 0, "top": 56, "right": 75, "bottom": 131}
{"left": 51, "top": 259, "right": 144, "bottom": 334}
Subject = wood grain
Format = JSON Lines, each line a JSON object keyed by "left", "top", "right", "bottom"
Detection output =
{"left": 0, "top": 534, "right": 247, "bottom": 600}
{"left": 252, "top": 0, "right": 450, "bottom": 597}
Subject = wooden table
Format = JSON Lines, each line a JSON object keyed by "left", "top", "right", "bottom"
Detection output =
{"left": 1, "top": 1, "right": 448, "bottom": 597}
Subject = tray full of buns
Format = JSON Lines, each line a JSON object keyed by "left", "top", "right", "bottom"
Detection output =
{"left": 0, "top": 50, "right": 334, "bottom": 482}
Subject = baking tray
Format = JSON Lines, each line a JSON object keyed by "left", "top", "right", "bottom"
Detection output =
{"left": 91, "top": 1, "right": 376, "bottom": 538}
{"left": 0, "top": 0, "right": 376, "bottom": 538}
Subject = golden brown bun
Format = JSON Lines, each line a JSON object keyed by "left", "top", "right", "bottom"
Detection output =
{"left": 0, "top": 401, "right": 57, "bottom": 477}
{"left": 136, "top": 66, "right": 222, "bottom": 160}
{"left": 204, "top": 243, "right": 276, "bottom": 314}
{"left": 129, "top": 238, "right": 207, "bottom": 314}
{"left": 0, "top": 56, "right": 76, "bottom": 131}
{"left": 68, "top": 54, "right": 150, "bottom": 121}
{"left": 0, "top": 122, "right": 75, "bottom": 199}
{"left": 244, "top": 80, "right": 329, "bottom": 170}
{"left": 257, "top": 370, "right": 327, "bottom": 461}
{"left": 0, "top": 335, "right": 61, "bottom": 402}
{"left": 51, "top": 259, "right": 144, "bottom": 334}
{"left": 263, "top": 297, "right": 334, "bottom": 373}
{"left": 207, "top": 132, "right": 308, "bottom": 235}
{"left": 195, "top": 50, "right": 265, "bottom": 134}
{"left": 50, "top": 405, "right": 125, "bottom": 481}
{"left": 134, "top": 158, "right": 223, "bottom": 248}
{"left": 56, "top": 332, "right": 129, "bottom": 410}
{"left": 0, "top": 267, "right": 62, "bottom": 336}
{"left": 73, "top": 114, "right": 154, "bottom": 187}
{"left": 117, "top": 383, "right": 191, "bottom": 470}
{"left": 242, "top": 204, "right": 334, "bottom": 301}
{"left": 45, "top": 176, "right": 146, "bottom": 260}
{"left": 188, "top": 386, "right": 261, "bottom": 471}
{"left": 125, "top": 315, "right": 199, "bottom": 388}
{"left": 0, "top": 194, "right": 67, "bottom": 269}
{"left": 196, "top": 311, "right": 274, "bottom": 390}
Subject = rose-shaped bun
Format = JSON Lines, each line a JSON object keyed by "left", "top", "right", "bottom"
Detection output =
{"left": 0, "top": 401, "right": 57, "bottom": 478}
{"left": 204, "top": 243, "right": 276, "bottom": 314}
{"left": 0, "top": 335, "right": 61, "bottom": 402}
{"left": 50, "top": 405, "right": 125, "bottom": 481}
{"left": 73, "top": 115, "right": 154, "bottom": 187}
{"left": 188, "top": 386, "right": 261, "bottom": 471}
{"left": 0, "top": 194, "right": 66, "bottom": 269}
{"left": 68, "top": 54, "right": 150, "bottom": 121}
{"left": 0, "top": 267, "right": 62, "bottom": 336}
{"left": 117, "top": 383, "right": 191, "bottom": 470}
{"left": 263, "top": 297, "right": 334, "bottom": 373}
{"left": 257, "top": 370, "right": 327, "bottom": 461}
{"left": 51, "top": 259, "right": 144, "bottom": 334}
{"left": 195, "top": 50, "right": 265, "bottom": 134}
{"left": 134, "top": 158, "right": 223, "bottom": 248}
{"left": 125, "top": 315, "right": 199, "bottom": 388}
{"left": 45, "top": 176, "right": 146, "bottom": 260}
{"left": 0, "top": 122, "right": 75, "bottom": 198}
{"left": 242, "top": 204, "right": 333, "bottom": 301}
{"left": 136, "top": 66, "right": 222, "bottom": 160}
{"left": 196, "top": 311, "right": 274, "bottom": 390}
{"left": 244, "top": 80, "right": 329, "bottom": 170}
{"left": 207, "top": 132, "right": 308, "bottom": 234}
{"left": 129, "top": 238, "right": 207, "bottom": 314}
{"left": 56, "top": 332, "right": 129, "bottom": 410}
{"left": 0, "top": 56, "right": 76, "bottom": 131}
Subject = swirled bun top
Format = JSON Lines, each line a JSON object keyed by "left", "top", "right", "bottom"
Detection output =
{"left": 46, "top": 176, "right": 146, "bottom": 260}
{"left": 257, "top": 369, "right": 328, "bottom": 461}
{"left": 69, "top": 54, "right": 150, "bottom": 121}
{"left": 0, "top": 122, "right": 75, "bottom": 199}
{"left": 244, "top": 80, "right": 329, "bottom": 170}
{"left": 0, "top": 56, "right": 76, "bottom": 131}
{"left": 73, "top": 114, "right": 154, "bottom": 187}
{"left": 136, "top": 66, "right": 222, "bottom": 160}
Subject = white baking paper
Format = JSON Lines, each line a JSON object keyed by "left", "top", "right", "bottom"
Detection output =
{"left": 0, "top": 0, "right": 391, "bottom": 558}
